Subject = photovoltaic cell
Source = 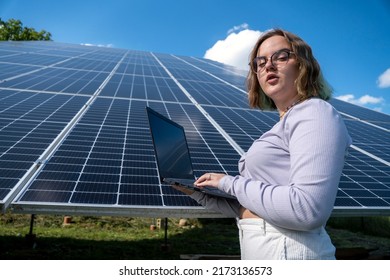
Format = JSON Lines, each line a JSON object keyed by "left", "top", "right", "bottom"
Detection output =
{"left": 0, "top": 41, "right": 388, "bottom": 217}
{"left": 0, "top": 53, "right": 69, "bottom": 66}
{"left": 0, "top": 85, "right": 88, "bottom": 205}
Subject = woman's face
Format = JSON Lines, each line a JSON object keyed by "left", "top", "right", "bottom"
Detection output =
{"left": 256, "top": 35, "right": 299, "bottom": 109}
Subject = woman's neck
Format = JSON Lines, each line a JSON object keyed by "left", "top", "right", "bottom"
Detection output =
{"left": 278, "top": 96, "right": 305, "bottom": 119}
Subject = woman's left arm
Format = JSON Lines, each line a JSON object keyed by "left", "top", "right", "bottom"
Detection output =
{"left": 217, "top": 102, "right": 352, "bottom": 231}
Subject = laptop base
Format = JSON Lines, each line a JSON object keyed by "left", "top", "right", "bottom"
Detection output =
{"left": 164, "top": 178, "right": 237, "bottom": 200}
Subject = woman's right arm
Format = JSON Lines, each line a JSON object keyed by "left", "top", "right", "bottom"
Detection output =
{"left": 189, "top": 191, "right": 241, "bottom": 217}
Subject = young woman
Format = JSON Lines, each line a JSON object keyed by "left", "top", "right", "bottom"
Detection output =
{"left": 176, "top": 29, "right": 351, "bottom": 260}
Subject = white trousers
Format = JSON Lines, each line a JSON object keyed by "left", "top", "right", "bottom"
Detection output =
{"left": 237, "top": 218, "right": 336, "bottom": 260}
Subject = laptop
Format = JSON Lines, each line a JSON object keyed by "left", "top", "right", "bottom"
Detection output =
{"left": 146, "top": 106, "right": 236, "bottom": 200}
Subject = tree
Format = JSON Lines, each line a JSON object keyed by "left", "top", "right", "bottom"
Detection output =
{"left": 0, "top": 18, "right": 52, "bottom": 41}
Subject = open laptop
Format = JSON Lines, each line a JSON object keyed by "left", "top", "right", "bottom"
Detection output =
{"left": 146, "top": 106, "right": 236, "bottom": 200}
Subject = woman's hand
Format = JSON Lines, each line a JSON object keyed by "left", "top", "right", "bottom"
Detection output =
{"left": 171, "top": 173, "right": 226, "bottom": 195}
{"left": 194, "top": 173, "right": 226, "bottom": 188}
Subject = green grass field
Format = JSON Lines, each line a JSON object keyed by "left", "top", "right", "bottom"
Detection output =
{"left": 0, "top": 214, "right": 240, "bottom": 259}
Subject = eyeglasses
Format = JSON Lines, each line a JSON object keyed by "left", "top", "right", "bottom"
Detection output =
{"left": 250, "top": 49, "right": 294, "bottom": 73}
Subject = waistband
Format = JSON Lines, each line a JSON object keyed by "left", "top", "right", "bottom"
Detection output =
{"left": 236, "top": 217, "right": 323, "bottom": 234}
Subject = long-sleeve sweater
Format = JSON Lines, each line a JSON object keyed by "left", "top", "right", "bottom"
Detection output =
{"left": 190, "top": 98, "right": 352, "bottom": 231}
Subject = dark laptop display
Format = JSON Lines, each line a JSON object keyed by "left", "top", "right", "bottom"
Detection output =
{"left": 146, "top": 106, "right": 236, "bottom": 200}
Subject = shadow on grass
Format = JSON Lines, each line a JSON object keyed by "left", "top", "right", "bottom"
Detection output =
{"left": 0, "top": 222, "right": 240, "bottom": 260}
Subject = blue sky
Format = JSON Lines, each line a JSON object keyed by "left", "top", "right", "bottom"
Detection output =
{"left": 1, "top": 0, "right": 390, "bottom": 114}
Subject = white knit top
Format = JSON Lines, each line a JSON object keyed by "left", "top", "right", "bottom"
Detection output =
{"left": 190, "top": 98, "right": 352, "bottom": 231}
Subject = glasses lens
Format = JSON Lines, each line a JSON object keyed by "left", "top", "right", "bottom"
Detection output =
{"left": 272, "top": 50, "right": 290, "bottom": 67}
{"left": 252, "top": 58, "right": 258, "bottom": 72}
{"left": 252, "top": 57, "right": 266, "bottom": 73}
{"left": 252, "top": 50, "right": 291, "bottom": 73}
{"left": 251, "top": 59, "right": 257, "bottom": 72}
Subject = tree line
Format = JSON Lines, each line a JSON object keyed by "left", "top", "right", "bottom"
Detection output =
{"left": 0, "top": 18, "right": 52, "bottom": 41}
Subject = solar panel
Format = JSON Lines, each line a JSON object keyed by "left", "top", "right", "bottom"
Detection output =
{"left": 0, "top": 41, "right": 389, "bottom": 217}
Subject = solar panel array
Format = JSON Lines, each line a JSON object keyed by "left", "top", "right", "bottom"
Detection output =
{"left": 1, "top": 41, "right": 389, "bottom": 218}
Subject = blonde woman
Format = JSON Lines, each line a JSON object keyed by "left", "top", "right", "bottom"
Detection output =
{"left": 177, "top": 29, "right": 351, "bottom": 260}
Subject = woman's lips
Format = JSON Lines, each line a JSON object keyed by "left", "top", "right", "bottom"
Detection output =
{"left": 266, "top": 74, "right": 279, "bottom": 84}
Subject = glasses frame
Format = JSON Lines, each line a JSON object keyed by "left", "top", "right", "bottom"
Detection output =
{"left": 249, "top": 48, "right": 295, "bottom": 73}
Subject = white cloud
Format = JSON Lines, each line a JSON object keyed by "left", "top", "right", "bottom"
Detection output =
{"left": 359, "top": 94, "right": 384, "bottom": 105}
{"left": 335, "top": 94, "right": 355, "bottom": 103}
{"left": 204, "top": 25, "right": 262, "bottom": 70}
{"left": 335, "top": 94, "right": 384, "bottom": 111}
{"left": 227, "top": 23, "right": 249, "bottom": 34}
{"left": 81, "top": 43, "right": 114, "bottom": 48}
{"left": 377, "top": 68, "right": 390, "bottom": 88}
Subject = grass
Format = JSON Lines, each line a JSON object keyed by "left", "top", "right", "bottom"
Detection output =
{"left": 0, "top": 214, "right": 240, "bottom": 259}
{"left": 1, "top": 213, "right": 390, "bottom": 259}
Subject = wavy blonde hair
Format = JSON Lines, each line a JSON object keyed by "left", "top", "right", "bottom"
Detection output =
{"left": 247, "top": 29, "right": 332, "bottom": 110}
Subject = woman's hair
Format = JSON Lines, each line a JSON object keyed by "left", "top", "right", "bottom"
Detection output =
{"left": 247, "top": 28, "right": 332, "bottom": 110}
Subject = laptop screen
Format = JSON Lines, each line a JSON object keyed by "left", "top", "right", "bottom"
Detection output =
{"left": 146, "top": 107, "right": 194, "bottom": 180}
